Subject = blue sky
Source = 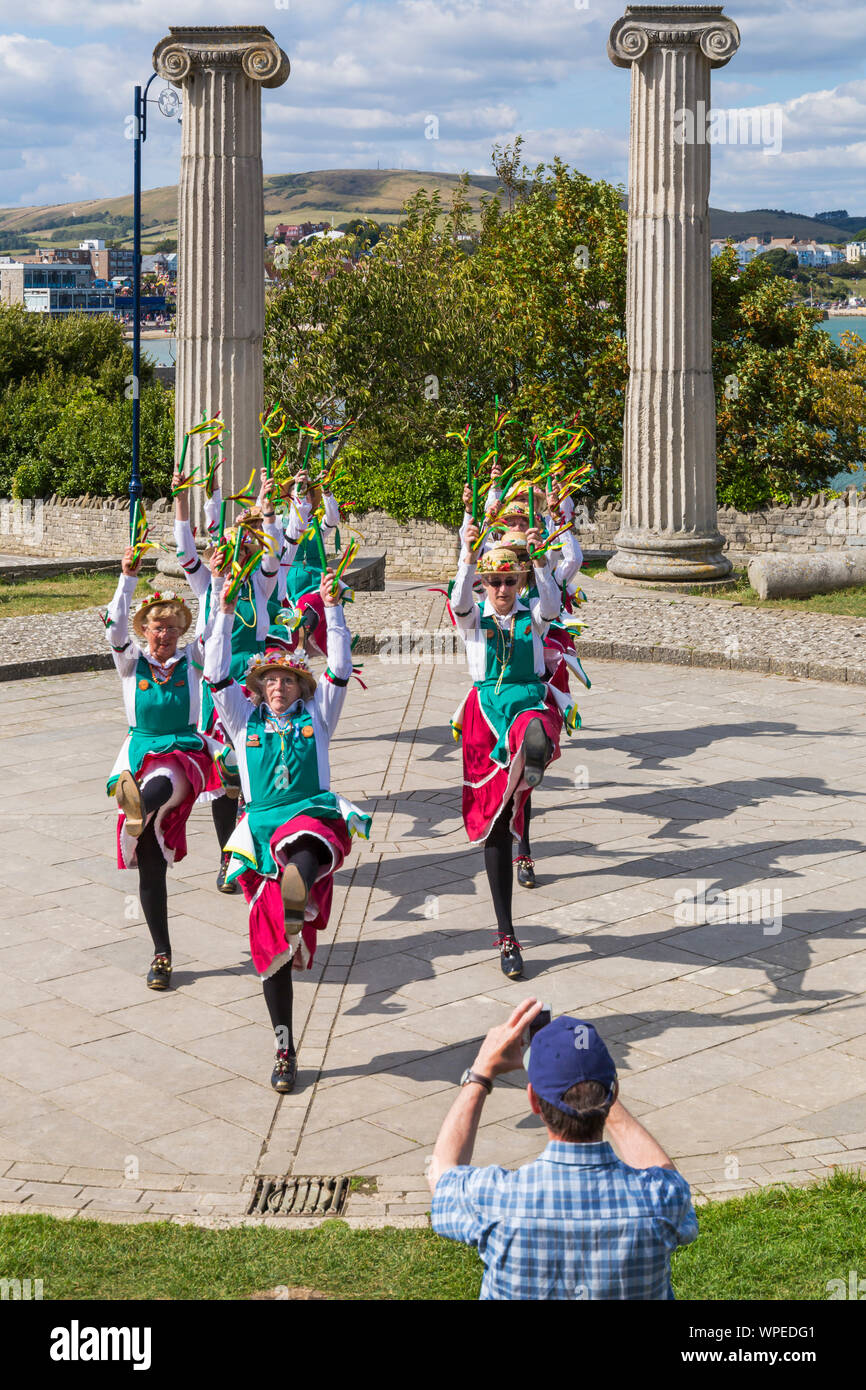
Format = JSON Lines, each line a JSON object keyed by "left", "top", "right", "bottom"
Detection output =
{"left": 0, "top": 0, "right": 864, "bottom": 216}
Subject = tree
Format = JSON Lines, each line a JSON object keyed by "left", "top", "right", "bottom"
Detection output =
{"left": 759, "top": 248, "right": 798, "bottom": 277}
{"left": 712, "top": 246, "right": 866, "bottom": 506}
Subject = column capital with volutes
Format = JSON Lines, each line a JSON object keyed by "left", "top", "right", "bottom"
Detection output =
{"left": 153, "top": 25, "right": 290, "bottom": 89}
{"left": 608, "top": 5, "right": 740, "bottom": 69}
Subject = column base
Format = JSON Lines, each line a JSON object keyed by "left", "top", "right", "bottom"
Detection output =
{"left": 607, "top": 528, "right": 732, "bottom": 583}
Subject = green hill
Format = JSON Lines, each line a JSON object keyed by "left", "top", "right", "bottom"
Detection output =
{"left": 0, "top": 169, "right": 859, "bottom": 254}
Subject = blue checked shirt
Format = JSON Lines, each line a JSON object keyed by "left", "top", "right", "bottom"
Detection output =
{"left": 431, "top": 1140, "right": 698, "bottom": 1300}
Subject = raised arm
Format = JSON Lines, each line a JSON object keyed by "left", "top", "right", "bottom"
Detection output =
{"left": 314, "top": 570, "right": 352, "bottom": 736}
{"left": 203, "top": 595, "right": 255, "bottom": 743}
{"left": 451, "top": 524, "right": 482, "bottom": 634}
{"left": 321, "top": 489, "right": 341, "bottom": 532}
{"left": 173, "top": 468, "right": 210, "bottom": 600}
{"left": 104, "top": 549, "right": 142, "bottom": 678}
{"left": 525, "top": 529, "right": 561, "bottom": 625}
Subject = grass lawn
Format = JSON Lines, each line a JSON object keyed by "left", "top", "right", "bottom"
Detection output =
{"left": 0, "top": 571, "right": 148, "bottom": 620}
{"left": 2, "top": 1172, "right": 862, "bottom": 1300}
{"left": 682, "top": 569, "right": 866, "bottom": 617}
{"left": 585, "top": 560, "right": 866, "bottom": 617}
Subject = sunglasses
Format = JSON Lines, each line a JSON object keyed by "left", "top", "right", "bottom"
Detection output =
{"left": 486, "top": 577, "right": 519, "bottom": 589}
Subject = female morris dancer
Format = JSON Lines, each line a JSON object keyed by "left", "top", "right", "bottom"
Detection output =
{"left": 105, "top": 548, "right": 218, "bottom": 991}
{"left": 458, "top": 482, "right": 585, "bottom": 888}
{"left": 203, "top": 571, "right": 371, "bottom": 1093}
{"left": 275, "top": 475, "right": 349, "bottom": 657}
{"left": 450, "top": 523, "right": 565, "bottom": 980}
{"left": 174, "top": 468, "right": 282, "bottom": 892}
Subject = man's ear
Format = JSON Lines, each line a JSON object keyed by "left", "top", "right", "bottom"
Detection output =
{"left": 527, "top": 1083, "right": 542, "bottom": 1116}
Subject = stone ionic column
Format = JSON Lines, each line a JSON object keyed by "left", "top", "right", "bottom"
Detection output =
{"left": 153, "top": 26, "right": 289, "bottom": 512}
{"left": 607, "top": 6, "right": 739, "bottom": 581}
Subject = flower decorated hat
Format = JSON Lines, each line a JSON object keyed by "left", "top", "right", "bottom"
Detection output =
{"left": 132, "top": 590, "right": 193, "bottom": 639}
{"left": 244, "top": 647, "right": 317, "bottom": 702}
{"left": 498, "top": 498, "right": 531, "bottom": 521}
{"left": 477, "top": 542, "right": 530, "bottom": 577}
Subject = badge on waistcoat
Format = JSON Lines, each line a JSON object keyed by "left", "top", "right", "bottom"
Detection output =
{"left": 246, "top": 734, "right": 261, "bottom": 748}
{"left": 138, "top": 680, "right": 149, "bottom": 690}
{"left": 523, "top": 624, "right": 532, "bottom": 637}
{"left": 301, "top": 726, "right": 314, "bottom": 738}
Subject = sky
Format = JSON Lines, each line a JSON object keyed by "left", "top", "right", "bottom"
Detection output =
{"left": 0, "top": 0, "right": 864, "bottom": 216}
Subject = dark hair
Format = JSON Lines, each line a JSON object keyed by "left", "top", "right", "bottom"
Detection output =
{"left": 537, "top": 1081, "right": 612, "bottom": 1143}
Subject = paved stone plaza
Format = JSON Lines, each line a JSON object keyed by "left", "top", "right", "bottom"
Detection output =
{"left": 1, "top": 610, "right": 866, "bottom": 1226}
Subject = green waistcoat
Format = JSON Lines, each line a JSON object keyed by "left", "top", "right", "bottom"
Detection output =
{"left": 476, "top": 611, "right": 546, "bottom": 766}
{"left": 125, "top": 653, "right": 203, "bottom": 778}
{"left": 240, "top": 703, "right": 342, "bottom": 877}
{"left": 201, "top": 580, "right": 279, "bottom": 728}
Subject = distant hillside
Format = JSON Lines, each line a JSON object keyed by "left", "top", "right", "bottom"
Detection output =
{"left": 706, "top": 207, "right": 857, "bottom": 241}
{"left": 0, "top": 169, "right": 503, "bottom": 251}
{"left": 0, "top": 169, "right": 858, "bottom": 252}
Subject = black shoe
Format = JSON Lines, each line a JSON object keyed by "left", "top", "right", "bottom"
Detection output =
{"left": 515, "top": 856, "right": 536, "bottom": 889}
{"left": 216, "top": 852, "right": 237, "bottom": 894}
{"left": 147, "top": 953, "right": 172, "bottom": 990}
{"left": 271, "top": 1049, "right": 298, "bottom": 1094}
{"left": 497, "top": 935, "right": 524, "bottom": 979}
{"left": 522, "top": 718, "right": 551, "bottom": 789}
{"left": 280, "top": 863, "right": 309, "bottom": 936}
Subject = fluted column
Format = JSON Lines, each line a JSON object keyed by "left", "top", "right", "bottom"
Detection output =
{"left": 608, "top": 6, "right": 739, "bottom": 581}
{"left": 153, "top": 27, "right": 289, "bottom": 513}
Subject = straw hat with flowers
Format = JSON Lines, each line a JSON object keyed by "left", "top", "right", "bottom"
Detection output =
{"left": 131, "top": 590, "right": 193, "bottom": 640}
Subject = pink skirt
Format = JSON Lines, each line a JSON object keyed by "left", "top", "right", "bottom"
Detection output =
{"left": 461, "top": 687, "right": 562, "bottom": 844}
{"left": 237, "top": 813, "right": 351, "bottom": 977}
{"left": 116, "top": 748, "right": 213, "bottom": 868}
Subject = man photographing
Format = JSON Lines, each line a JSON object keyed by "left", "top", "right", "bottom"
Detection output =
{"left": 429, "top": 999, "right": 698, "bottom": 1299}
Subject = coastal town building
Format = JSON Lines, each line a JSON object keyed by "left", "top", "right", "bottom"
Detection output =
{"left": 711, "top": 237, "right": 847, "bottom": 268}
{"left": 0, "top": 260, "right": 116, "bottom": 315}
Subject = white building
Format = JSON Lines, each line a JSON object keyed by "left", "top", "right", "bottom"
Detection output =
{"left": 847, "top": 242, "right": 866, "bottom": 264}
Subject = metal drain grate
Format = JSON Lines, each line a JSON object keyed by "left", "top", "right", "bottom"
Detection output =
{"left": 247, "top": 1175, "right": 349, "bottom": 1218}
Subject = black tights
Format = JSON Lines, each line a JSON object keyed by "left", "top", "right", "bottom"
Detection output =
{"left": 136, "top": 776, "right": 173, "bottom": 957}
{"left": 260, "top": 836, "right": 331, "bottom": 1053}
{"left": 516, "top": 799, "right": 532, "bottom": 859}
{"left": 212, "top": 793, "right": 238, "bottom": 852}
{"left": 484, "top": 796, "right": 517, "bottom": 938}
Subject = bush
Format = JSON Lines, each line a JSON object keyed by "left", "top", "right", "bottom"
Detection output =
{"left": 340, "top": 439, "right": 465, "bottom": 526}
{"left": 0, "top": 372, "right": 174, "bottom": 499}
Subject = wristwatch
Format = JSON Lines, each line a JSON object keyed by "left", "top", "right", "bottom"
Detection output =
{"left": 460, "top": 1068, "right": 493, "bottom": 1094}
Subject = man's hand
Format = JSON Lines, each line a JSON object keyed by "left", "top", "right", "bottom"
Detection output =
{"left": 121, "top": 546, "right": 141, "bottom": 578}
{"left": 490, "top": 462, "right": 503, "bottom": 481}
{"left": 320, "top": 568, "right": 339, "bottom": 607}
{"left": 472, "top": 998, "right": 543, "bottom": 1079}
{"left": 463, "top": 522, "right": 480, "bottom": 564}
{"left": 218, "top": 587, "right": 237, "bottom": 616}
{"left": 462, "top": 483, "right": 473, "bottom": 511}
{"left": 294, "top": 469, "right": 309, "bottom": 497}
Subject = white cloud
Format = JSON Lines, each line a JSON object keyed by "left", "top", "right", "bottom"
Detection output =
{"left": 0, "top": 1, "right": 864, "bottom": 213}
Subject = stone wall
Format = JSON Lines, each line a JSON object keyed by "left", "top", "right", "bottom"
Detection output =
{"left": 2, "top": 492, "right": 866, "bottom": 575}
{"left": 0, "top": 497, "right": 174, "bottom": 559}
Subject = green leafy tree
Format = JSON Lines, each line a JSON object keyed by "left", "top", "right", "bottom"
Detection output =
{"left": 712, "top": 246, "right": 866, "bottom": 506}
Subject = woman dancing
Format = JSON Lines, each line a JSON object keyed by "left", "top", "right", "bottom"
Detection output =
{"left": 450, "top": 524, "right": 565, "bottom": 979}
{"left": 203, "top": 570, "right": 371, "bottom": 1092}
{"left": 105, "top": 548, "right": 218, "bottom": 991}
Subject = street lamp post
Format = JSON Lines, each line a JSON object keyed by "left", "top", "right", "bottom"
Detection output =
{"left": 130, "top": 75, "right": 180, "bottom": 539}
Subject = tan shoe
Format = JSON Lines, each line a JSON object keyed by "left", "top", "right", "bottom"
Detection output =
{"left": 116, "top": 770, "right": 145, "bottom": 838}
{"left": 280, "top": 863, "right": 309, "bottom": 936}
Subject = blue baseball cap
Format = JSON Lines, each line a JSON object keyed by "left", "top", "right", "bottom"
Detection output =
{"left": 527, "top": 1016, "right": 617, "bottom": 1118}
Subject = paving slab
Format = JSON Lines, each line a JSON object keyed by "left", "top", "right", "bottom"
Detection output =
{"left": 1, "top": 656, "right": 865, "bottom": 1223}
